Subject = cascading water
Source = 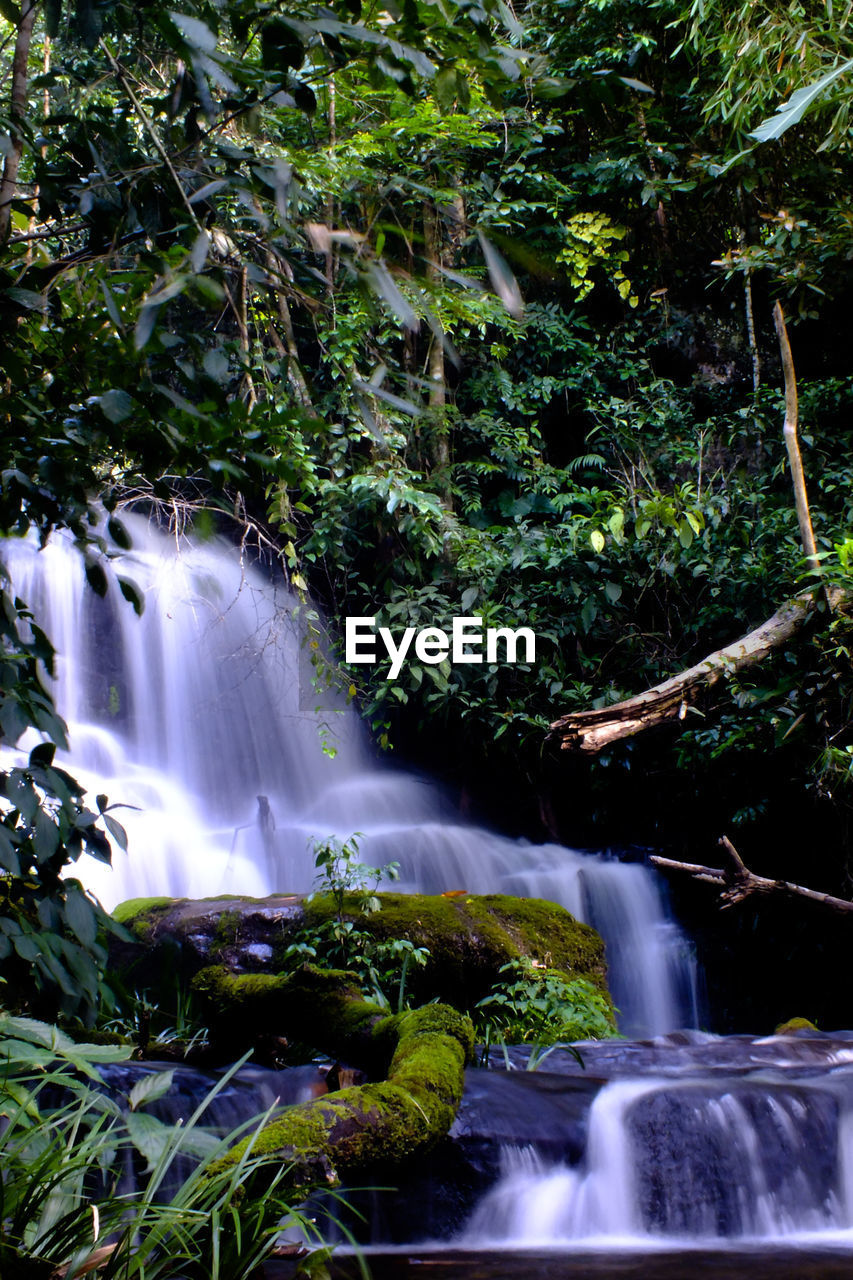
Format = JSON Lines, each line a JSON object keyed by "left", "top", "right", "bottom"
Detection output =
{"left": 2, "top": 513, "right": 697, "bottom": 1036}
{"left": 459, "top": 1034, "right": 853, "bottom": 1249}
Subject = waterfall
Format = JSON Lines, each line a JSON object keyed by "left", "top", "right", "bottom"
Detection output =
{"left": 3, "top": 514, "right": 697, "bottom": 1037}
{"left": 462, "top": 1034, "right": 853, "bottom": 1247}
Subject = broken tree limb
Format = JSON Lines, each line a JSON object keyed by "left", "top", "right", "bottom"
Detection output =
{"left": 651, "top": 836, "right": 853, "bottom": 915}
{"left": 549, "top": 593, "right": 818, "bottom": 753}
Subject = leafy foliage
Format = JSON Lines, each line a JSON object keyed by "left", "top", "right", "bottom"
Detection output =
{"left": 283, "top": 835, "right": 429, "bottom": 1011}
{"left": 475, "top": 957, "right": 618, "bottom": 1046}
{"left": 0, "top": 1013, "right": 313, "bottom": 1280}
{"left": 0, "top": 583, "right": 128, "bottom": 1023}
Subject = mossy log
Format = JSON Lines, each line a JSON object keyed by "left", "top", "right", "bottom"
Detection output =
{"left": 199, "top": 966, "right": 475, "bottom": 1195}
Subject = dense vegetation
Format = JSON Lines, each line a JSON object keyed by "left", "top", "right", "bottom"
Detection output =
{"left": 3, "top": 0, "right": 853, "bottom": 1272}
{"left": 3, "top": 0, "right": 853, "bottom": 1028}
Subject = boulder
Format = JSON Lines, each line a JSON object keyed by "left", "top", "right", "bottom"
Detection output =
{"left": 111, "top": 891, "right": 610, "bottom": 1016}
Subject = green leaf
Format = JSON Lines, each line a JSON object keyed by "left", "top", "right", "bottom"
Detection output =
{"left": 85, "top": 561, "right": 109, "bottom": 597}
{"left": 103, "top": 814, "right": 128, "bottom": 851}
{"left": 118, "top": 577, "right": 144, "bottom": 615}
{"left": 0, "top": 829, "right": 20, "bottom": 875}
{"left": 63, "top": 888, "right": 97, "bottom": 948}
{"left": 13, "top": 933, "right": 42, "bottom": 962}
{"left": 28, "top": 742, "right": 56, "bottom": 770}
{"left": 618, "top": 76, "right": 654, "bottom": 94}
{"left": 4, "top": 287, "right": 47, "bottom": 312}
{"left": 169, "top": 10, "right": 218, "bottom": 53}
{"left": 107, "top": 517, "right": 132, "bottom": 550}
{"left": 99, "top": 390, "right": 135, "bottom": 424}
{"left": 750, "top": 59, "right": 853, "bottom": 142}
{"left": 261, "top": 17, "right": 305, "bottom": 71}
{"left": 477, "top": 232, "right": 523, "bottom": 318}
{"left": 125, "top": 1110, "right": 176, "bottom": 1170}
{"left": 128, "top": 1069, "right": 175, "bottom": 1111}
{"left": 434, "top": 67, "right": 458, "bottom": 112}
{"left": 590, "top": 530, "right": 605, "bottom": 554}
{"left": 33, "top": 809, "right": 60, "bottom": 862}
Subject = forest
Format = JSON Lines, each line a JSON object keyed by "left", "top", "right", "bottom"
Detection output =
{"left": 3, "top": 0, "right": 853, "bottom": 1275}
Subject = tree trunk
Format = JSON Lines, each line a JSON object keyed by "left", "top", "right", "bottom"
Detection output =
{"left": 0, "top": 0, "right": 37, "bottom": 245}
{"left": 773, "top": 300, "right": 820, "bottom": 577}
{"left": 423, "top": 200, "right": 452, "bottom": 500}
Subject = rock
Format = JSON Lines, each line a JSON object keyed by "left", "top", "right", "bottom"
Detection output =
{"left": 774, "top": 1017, "right": 819, "bottom": 1036}
{"left": 110, "top": 891, "right": 610, "bottom": 1018}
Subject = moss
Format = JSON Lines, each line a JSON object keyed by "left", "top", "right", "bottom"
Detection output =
{"left": 112, "top": 897, "right": 175, "bottom": 940}
{"left": 191, "top": 964, "right": 389, "bottom": 1064}
{"left": 775, "top": 1016, "right": 819, "bottom": 1034}
{"left": 209, "top": 907, "right": 243, "bottom": 959}
{"left": 211, "top": 994, "right": 473, "bottom": 1194}
{"left": 112, "top": 891, "right": 613, "bottom": 1038}
{"left": 66, "top": 1027, "right": 129, "bottom": 1047}
{"left": 304, "top": 891, "right": 609, "bottom": 1009}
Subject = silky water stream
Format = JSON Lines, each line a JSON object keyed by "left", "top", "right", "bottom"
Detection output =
{"left": 7, "top": 516, "right": 852, "bottom": 1276}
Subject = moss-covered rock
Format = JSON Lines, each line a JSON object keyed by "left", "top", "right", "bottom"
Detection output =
{"left": 304, "top": 891, "right": 610, "bottom": 1008}
{"left": 191, "top": 963, "right": 391, "bottom": 1066}
{"left": 110, "top": 891, "right": 610, "bottom": 1017}
{"left": 107, "top": 894, "right": 304, "bottom": 990}
{"left": 211, "top": 991, "right": 474, "bottom": 1195}
{"left": 774, "top": 1016, "right": 819, "bottom": 1035}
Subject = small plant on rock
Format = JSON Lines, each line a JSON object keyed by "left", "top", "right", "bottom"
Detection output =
{"left": 475, "top": 957, "right": 618, "bottom": 1048}
{"left": 284, "top": 834, "right": 429, "bottom": 1012}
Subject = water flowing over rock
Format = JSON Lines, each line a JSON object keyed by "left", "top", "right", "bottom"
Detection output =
{"left": 307, "top": 1031, "right": 853, "bottom": 1253}
{"left": 3, "top": 514, "right": 697, "bottom": 1037}
{"left": 461, "top": 1032, "right": 853, "bottom": 1248}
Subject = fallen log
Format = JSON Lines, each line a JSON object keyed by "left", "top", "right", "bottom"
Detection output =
{"left": 549, "top": 594, "right": 818, "bottom": 753}
{"left": 194, "top": 965, "right": 474, "bottom": 1196}
{"left": 651, "top": 836, "right": 853, "bottom": 915}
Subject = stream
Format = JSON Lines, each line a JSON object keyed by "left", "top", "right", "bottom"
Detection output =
{"left": 104, "top": 1031, "right": 853, "bottom": 1276}
{"left": 5, "top": 514, "right": 852, "bottom": 1274}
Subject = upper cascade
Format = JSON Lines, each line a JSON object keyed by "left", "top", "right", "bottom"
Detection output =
{"left": 2, "top": 513, "right": 698, "bottom": 1038}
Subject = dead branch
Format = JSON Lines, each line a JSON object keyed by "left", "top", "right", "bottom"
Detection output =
{"left": 773, "top": 300, "right": 820, "bottom": 576}
{"left": 651, "top": 836, "right": 853, "bottom": 915}
{"left": 550, "top": 593, "right": 818, "bottom": 752}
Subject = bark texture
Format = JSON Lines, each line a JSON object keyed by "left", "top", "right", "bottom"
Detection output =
{"left": 0, "top": 0, "right": 37, "bottom": 244}
{"left": 550, "top": 594, "right": 818, "bottom": 753}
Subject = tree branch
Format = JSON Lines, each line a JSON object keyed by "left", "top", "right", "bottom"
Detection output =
{"left": 549, "top": 592, "right": 819, "bottom": 753}
{"left": 651, "top": 836, "right": 853, "bottom": 915}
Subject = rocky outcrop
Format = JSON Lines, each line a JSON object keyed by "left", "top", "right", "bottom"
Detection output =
{"left": 111, "top": 891, "right": 610, "bottom": 1015}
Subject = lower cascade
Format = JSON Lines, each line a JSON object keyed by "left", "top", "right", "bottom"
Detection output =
{"left": 4, "top": 515, "right": 697, "bottom": 1037}
{"left": 337, "top": 1033, "right": 853, "bottom": 1249}
{"left": 115, "top": 1032, "right": 853, "bottom": 1252}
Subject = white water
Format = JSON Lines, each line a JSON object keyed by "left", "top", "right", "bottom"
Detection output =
{"left": 464, "top": 1037, "right": 853, "bottom": 1247}
{"left": 3, "top": 514, "right": 698, "bottom": 1036}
